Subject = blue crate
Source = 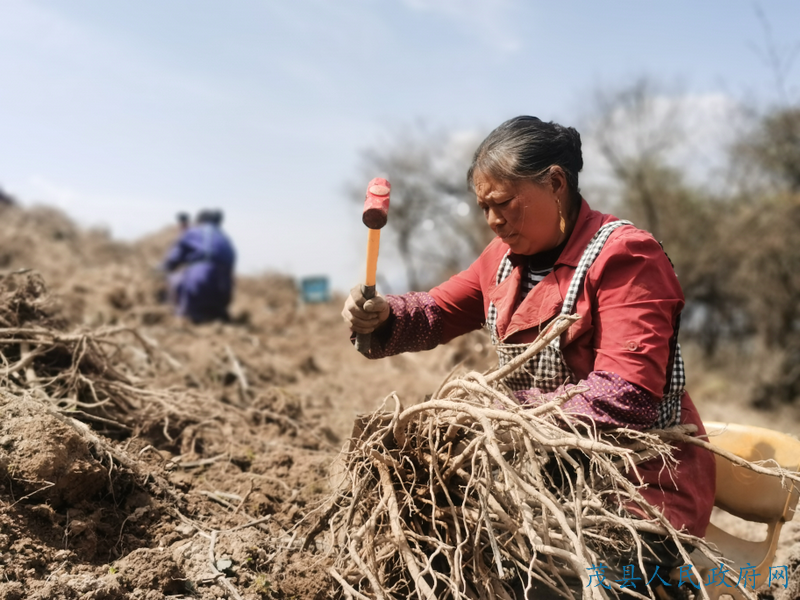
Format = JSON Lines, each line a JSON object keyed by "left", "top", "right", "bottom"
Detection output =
{"left": 300, "top": 276, "right": 330, "bottom": 303}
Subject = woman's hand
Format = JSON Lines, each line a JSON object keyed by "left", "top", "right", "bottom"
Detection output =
{"left": 342, "top": 285, "right": 390, "bottom": 333}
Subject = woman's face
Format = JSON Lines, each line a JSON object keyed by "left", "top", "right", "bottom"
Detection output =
{"left": 473, "top": 170, "right": 565, "bottom": 255}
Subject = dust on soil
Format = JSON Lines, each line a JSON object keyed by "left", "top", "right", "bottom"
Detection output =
{"left": 0, "top": 201, "right": 798, "bottom": 599}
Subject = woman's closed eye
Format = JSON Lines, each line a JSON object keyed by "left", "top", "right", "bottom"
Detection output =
{"left": 479, "top": 197, "right": 513, "bottom": 212}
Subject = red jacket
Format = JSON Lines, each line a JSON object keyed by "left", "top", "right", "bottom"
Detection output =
{"left": 429, "top": 199, "right": 715, "bottom": 537}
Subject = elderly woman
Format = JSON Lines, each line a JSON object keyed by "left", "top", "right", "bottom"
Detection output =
{"left": 342, "top": 116, "right": 715, "bottom": 593}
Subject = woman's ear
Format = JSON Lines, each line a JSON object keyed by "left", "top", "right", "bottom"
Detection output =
{"left": 548, "top": 166, "right": 567, "bottom": 195}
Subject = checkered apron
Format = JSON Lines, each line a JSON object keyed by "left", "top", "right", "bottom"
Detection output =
{"left": 486, "top": 220, "right": 684, "bottom": 429}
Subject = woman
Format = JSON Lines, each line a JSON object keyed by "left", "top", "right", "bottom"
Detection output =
{"left": 342, "top": 116, "right": 715, "bottom": 591}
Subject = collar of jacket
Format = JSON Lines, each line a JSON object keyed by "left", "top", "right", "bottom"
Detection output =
{"left": 487, "top": 198, "right": 618, "bottom": 342}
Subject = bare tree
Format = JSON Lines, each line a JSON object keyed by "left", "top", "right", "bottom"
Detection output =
{"left": 582, "top": 79, "right": 749, "bottom": 357}
{"left": 750, "top": 2, "right": 800, "bottom": 107}
{"left": 724, "top": 108, "right": 800, "bottom": 406}
{"left": 721, "top": 6, "right": 800, "bottom": 404}
{"left": 586, "top": 78, "right": 687, "bottom": 241}
{"left": 350, "top": 125, "right": 492, "bottom": 291}
{"left": 732, "top": 108, "right": 800, "bottom": 194}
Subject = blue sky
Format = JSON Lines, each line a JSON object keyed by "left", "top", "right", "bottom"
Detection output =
{"left": 0, "top": 0, "right": 798, "bottom": 292}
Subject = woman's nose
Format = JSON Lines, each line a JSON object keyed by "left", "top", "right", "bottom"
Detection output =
{"left": 486, "top": 207, "right": 504, "bottom": 229}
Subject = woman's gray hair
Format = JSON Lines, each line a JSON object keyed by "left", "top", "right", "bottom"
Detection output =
{"left": 467, "top": 116, "right": 584, "bottom": 210}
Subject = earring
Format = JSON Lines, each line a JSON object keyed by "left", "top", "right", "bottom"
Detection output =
{"left": 558, "top": 199, "right": 566, "bottom": 234}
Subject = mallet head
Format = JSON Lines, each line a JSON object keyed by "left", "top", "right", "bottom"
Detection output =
{"left": 362, "top": 177, "right": 391, "bottom": 229}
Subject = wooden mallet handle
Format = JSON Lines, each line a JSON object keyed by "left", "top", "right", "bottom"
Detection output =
{"left": 355, "top": 178, "right": 390, "bottom": 355}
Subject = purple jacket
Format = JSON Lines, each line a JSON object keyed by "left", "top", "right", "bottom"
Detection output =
{"left": 163, "top": 224, "right": 236, "bottom": 322}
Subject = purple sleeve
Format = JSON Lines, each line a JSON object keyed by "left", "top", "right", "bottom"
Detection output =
{"left": 163, "top": 229, "right": 203, "bottom": 271}
{"left": 514, "top": 371, "right": 660, "bottom": 431}
{"left": 163, "top": 237, "right": 189, "bottom": 271}
{"left": 355, "top": 292, "right": 444, "bottom": 359}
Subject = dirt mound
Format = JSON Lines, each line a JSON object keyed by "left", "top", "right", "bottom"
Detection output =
{"left": 0, "top": 204, "right": 488, "bottom": 599}
{"left": 0, "top": 392, "right": 108, "bottom": 507}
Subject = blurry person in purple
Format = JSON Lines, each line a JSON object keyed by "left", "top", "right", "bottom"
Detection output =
{"left": 162, "top": 209, "right": 236, "bottom": 323}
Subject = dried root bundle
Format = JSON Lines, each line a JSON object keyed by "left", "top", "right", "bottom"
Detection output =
{"left": 0, "top": 271, "right": 245, "bottom": 446}
{"left": 0, "top": 272, "right": 171, "bottom": 423}
{"left": 325, "top": 316, "right": 798, "bottom": 600}
{"left": 0, "top": 270, "right": 331, "bottom": 457}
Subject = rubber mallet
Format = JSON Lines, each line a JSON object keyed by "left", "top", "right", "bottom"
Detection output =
{"left": 355, "top": 177, "right": 391, "bottom": 355}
